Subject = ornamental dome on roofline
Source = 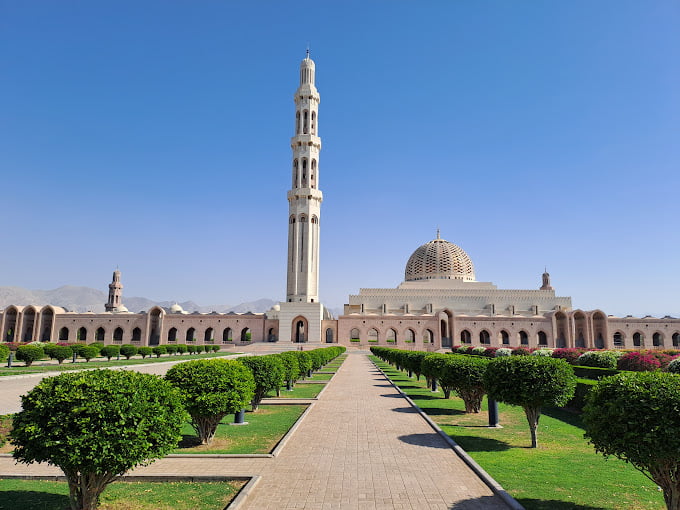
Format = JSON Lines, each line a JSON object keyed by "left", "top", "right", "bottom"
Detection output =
{"left": 404, "top": 232, "right": 476, "bottom": 282}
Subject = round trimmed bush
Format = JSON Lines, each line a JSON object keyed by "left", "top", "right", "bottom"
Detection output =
{"left": 292, "top": 351, "right": 313, "bottom": 379}
{"left": 100, "top": 345, "right": 120, "bottom": 361}
{"left": 187, "top": 344, "right": 196, "bottom": 354}
{"left": 138, "top": 346, "right": 153, "bottom": 359}
{"left": 438, "top": 354, "right": 489, "bottom": 413}
{"left": 119, "top": 344, "right": 138, "bottom": 360}
{"left": 552, "top": 348, "right": 584, "bottom": 364}
{"left": 277, "top": 351, "right": 301, "bottom": 388}
{"left": 211, "top": 345, "right": 220, "bottom": 353}
{"left": 152, "top": 346, "right": 167, "bottom": 358}
{"left": 495, "top": 348, "right": 512, "bottom": 357}
{"left": 165, "top": 345, "right": 178, "bottom": 355}
{"left": 15, "top": 345, "right": 44, "bottom": 367}
{"left": 667, "top": 358, "right": 680, "bottom": 374}
{"left": 80, "top": 346, "right": 98, "bottom": 362}
{"left": 165, "top": 359, "right": 254, "bottom": 445}
{"left": 52, "top": 345, "right": 73, "bottom": 364}
{"left": 531, "top": 348, "right": 554, "bottom": 357}
{"left": 240, "top": 355, "right": 285, "bottom": 410}
{"left": 175, "top": 344, "right": 188, "bottom": 354}
{"left": 0, "top": 344, "right": 10, "bottom": 362}
{"left": 577, "top": 350, "right": 619, "bottom": 369}
{"left": 511, "top": 347, "right": 531, "bottom": 356}
{"left": 471, "top": 347, "right": 486, "bottom": 356}
{"left": 89, "top": 342, "right": 104, "bottom": 353}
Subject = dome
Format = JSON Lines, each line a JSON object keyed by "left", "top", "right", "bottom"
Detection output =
{"left": 405, "top": 234, "right": 475, "bottom": 282}
{"left": 169, "top": 303, "right": 184, "bottom": 313}
{"left": 114, "top": 305, "right": 129, "bottom": 313}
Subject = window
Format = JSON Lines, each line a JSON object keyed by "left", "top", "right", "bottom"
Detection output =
{"left": 460, "top": 330, "right": 471, "bottom": 344}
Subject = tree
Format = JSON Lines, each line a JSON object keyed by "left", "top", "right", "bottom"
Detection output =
{"left": 293, "top": 351, "right": 313, "bottom": 378}
{"left": 15, "top": 345, "right": 44, "bottom": 367}
{"left": 0, "top": 344, "right": 9, "bottom": 362}
{"left": 52, "top": 345, "right": 73, "bottom": 364}
{"left": 99, "top": 345, "right": 119, "bottom": 361}
{"left": 583, "top": 372, "right": 680, "bottom": 510}
{"left": 277, "top": 352, "right": 300, "bottom": 391}
{"left": 484, "top": 356, "right": 576, "bottom": 448}
{"left": 81, "top": 346, "right": 98, "bottom": 362}
{"left": 240, "top": 355, "right": 285, "bottom": 410}
{"left": 10, "top": 369, "right": 185, "bottom": 510}
{"left": 439, "top": 354, "right": 489, "bottom": 413}
{"left": 152, "top": 346, "right": 167, "bottom": 358}
{"left": 119, "top": 344, "right": 138, "bottom": 360}
{"left": 138, "top": 346, "right": 153, "bottom": 359}
{"left": 421, "top": 353, "right": 448, "bottom": 393}
{"left": 165, "top": 359, "right": 254, "bottom": 445}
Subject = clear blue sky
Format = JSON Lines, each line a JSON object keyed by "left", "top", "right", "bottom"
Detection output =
{"left": 1, "top": 1, "right": 678, "bottom": 316}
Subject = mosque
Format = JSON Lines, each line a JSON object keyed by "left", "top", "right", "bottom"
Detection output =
{"left": 1, "top": 54, "right": 679, "bottom": 352}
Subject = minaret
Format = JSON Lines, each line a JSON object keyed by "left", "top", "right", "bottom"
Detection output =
{"left": 540, "top": 268, "right": 554, "bottom": 291}
{"left": 286, "top": 50, "right": 323, "bottom": 303}
{"left": 105, "top": 269, "right": 123, "bottom": 312}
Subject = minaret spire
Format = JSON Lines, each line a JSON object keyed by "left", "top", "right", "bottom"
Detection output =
{"left": 540, "top": 268, "right": 554, "bottom": 291}
{"left": 286, "top": 52, "right": 323, "bottom": 303}
{"left": 105, "top": 269, "right": 124, "bottom": 312}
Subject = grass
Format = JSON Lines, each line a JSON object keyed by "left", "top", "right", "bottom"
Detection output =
{"left": 308, "top": 372, "right": 333, "bottom": 381}
{"left": 267, "top": 383, "right": 325, "bottom": 399}
{"left": 174, "top": 404, "right": 307, "bottom": 454}
{"left": 371, "top": 357, "right": 664, "bottom": 510}
{"left": 0, "top": 352, "right": 238, "bottom": 376}
{"left": 0, "top": 479, "right": 245, "bottom": 510}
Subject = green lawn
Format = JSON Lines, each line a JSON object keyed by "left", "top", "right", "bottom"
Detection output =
{"left": 372, "top": 357, "right": 664, "bottom": 510}
{"left": 174, "top": 404, "right": 307, "bottom": 454}
{"left": 0, "top": 479, "right": 244, "bottom": 510}
{"left": 0, "top": 352, "right": 238, "bottom": 376}
{"left": 308, "top": 372, "right": 333, "bottom": 381}
{"left": 267, "top": 383, "right": 326, "bottom": 399}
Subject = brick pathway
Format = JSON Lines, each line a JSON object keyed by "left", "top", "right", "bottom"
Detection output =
{"left": 0, "top": 351, "right": 511, "bottom": 509}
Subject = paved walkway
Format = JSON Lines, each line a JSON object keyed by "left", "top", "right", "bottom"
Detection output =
{"left": 0, "top": 351, "right": 510, "bottom": 509}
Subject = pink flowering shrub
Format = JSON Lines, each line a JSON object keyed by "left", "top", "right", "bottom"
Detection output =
{"left": 512, "top": 347, "right": 531, "bottom": 356}
{"left": 551, "top": 348, "right": 585, "bottom": 364}
{"left": 617, "top": 352, "right": 661, "bottom": 372}
{"left": 483, "top": 347, "right": 499, "bottom": 358}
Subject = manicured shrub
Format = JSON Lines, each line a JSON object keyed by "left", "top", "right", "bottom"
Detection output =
{"left": 495, "top": 348, "right": 512, "bottom": 357}
{"left": 531, "top": 349, "right": 554, "bottom": 357}
{"left": 483, "top": 347, "right": 499, "bottom": 358}
{"left": 99, "top": 345, "right": 120, "bottom": 361}
{"left": 573, "top": 365, "right": 620, "bottom": 380}
{"left": 292, "top": 351, "right": 313, "bottom": 379}
{"left": 577, "top": 350, "right": 619, "bottom": 369}
{"left": 421, "top": 353, "right": 447, "bottom": 389}
{"left": 165, "top": 359, "right": 254, "bottom": 445}
{"left": 89, "top": 342, "right": 104, "bottom": 353}
{"left": 277, "top": 351, "right": 301, "bottom": 389}
{"left": 551, "top": 348, "right": 584, "bottom": 364}
{"left": 80, "top": 346, "right": 98, "bottom": 362}
{"left": 52, "top": 345, "right": 73, "bottom": 364}
{"left": 471, "top": 347, "right": 486, "bottom": 356}
{"left": 583, "top": 372, "right": 680, "bottom": 510}
{"left": 618, "top": 352, "right": 661, "bottom": 372}
{"left": 667, "top": 358, "right": 680, "bottom": 374}
{"left": 119, "top": 344, "right": 138, "bottom": 360}
{"left": 165, "top": 345, "right": 178, "bottom": 355}
{"left": 11, "top": 369, "right": 185, "bottom": 510}
{"left": 649, "top": 351, "right": 674, "bottom": 370}
{"left": 71, "top": 344, "right": 89, "bottom": 357}
{"left": 456, "top": 346, "right": 473, "bottom": 354}
{"left": 175, "top": 344, "right": 188, "bottom": 354}
{"left": 42, "top": 343, "right": 57, "bottom": 359}
{"left": 211, "top": 345, "right": 220, "bottom": 353}
{"left": 438, "top": 354, "right": 489, "bottom": 413}
{"left": 0, "top": 344, "right": 9, "bottom": 362}
{"left": 152, "top": 346, "right": 167, "bottom": 358}
{"left": 485, "top": 356, "right": 576, "bottom": 448}
{"left": 187, "top": 344, "right": 196, "bottom": 354}
{"left": 15, "top": 345, "right": 44, "bottom": 367}
{"left": 511, "top": 347, "right": 531, "bottom": 356}
{"left": 138, "top": 347, "right": 153, "bottom": 359}
{"left": 240, "top": 355, "right": 285, "bottom": 410}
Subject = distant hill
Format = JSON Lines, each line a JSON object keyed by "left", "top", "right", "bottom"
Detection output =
{"left": 0, "top": 286, "right": 277, "bottom": 314}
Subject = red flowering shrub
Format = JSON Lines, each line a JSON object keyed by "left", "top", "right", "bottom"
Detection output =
{"left": 617, "top": 352, "right": 661, "bottom": 372}
{"left": 648, "top": 351, "right": 673, "bottom": 369}
{"left": 512, "top": 347, "right": 531, "bottom": 356}
{"left": 483, "top": 347, "right": 499, "bottom": 358}
{"left": 551, "top": 348, "right": 584, "bottom": 364}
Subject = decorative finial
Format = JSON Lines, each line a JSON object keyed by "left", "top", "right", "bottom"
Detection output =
{"left": 436, "top": 228, "right": 440, "bottom": 239}
{"left": 306, "top": 44, "right": 310, "bottom": 59}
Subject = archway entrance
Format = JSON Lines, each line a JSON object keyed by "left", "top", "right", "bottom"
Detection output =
{"left": 439, "top": 310, "right": 453, "bottom": 348}
{"left": 292, "top": 316, "right": 308, "bottom": 343}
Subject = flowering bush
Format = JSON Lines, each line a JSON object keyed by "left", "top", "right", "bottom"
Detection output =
{"left": 483, "top": 347, "right": 499, "bottom": 358}
{"left": 495, "top": 348, "right": 512, "bottom": 357}
{"left": 456, "top": 346, "right": 473, "bottom": 354}
{"left": 577, "top": 351, "right": 619, "bottom": 369}
{"left": 648, "top": 351, "right": 674, "bottom": 369}
{"left": 667, "top": 358, "right": 680, "bottom": 374}
{"left": 617, "top": 352, "right": 661, "bottom": 372}
{"left": 551, "top": 348, "right": 584, "bottom": 363}
{"left": 471, "top": 347, "right": 486, "bottom": 355}
{"left": 512, "top": 347, "right": 531, "bottom": 356}
{"left": 532, "top": 349, "right": 554, "bottom": 357}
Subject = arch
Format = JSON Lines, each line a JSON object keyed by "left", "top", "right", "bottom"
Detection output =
{"left": 296, "top": 111, "right": 300, "bottom": 134}
{"left": 148, "top": 307, "right": 162, "bottom": 346}
{"left": 204, "top": 327, "right": 214, "bottom": 343}
{"left": 311, "top": 215, "right": 318, "bottom": 224}
{"left": 633, "top": 332, "right": 643, "bottom": 347}
{"left": 479, "top": 330, "right": 490, "bottom": 345}
{"left": 241, "top": 327, "right": 251, "bottom": 342}
{"left": 405, "top": 329, "right": 415, "bottom": 343}
{"left": 592, "top": 311, "right": 607, "bottom": 349}
{"left": 268, "top": 327, "right": 277, "bottom": 342}
{"left": 301, "top": 158, "right": 308, "bottom": 187}
{"left": 439, "top": 309, "right": 453, "bottom": 348}
{"left": 499, "top": 330, "right": 510, "bottom": 345}
{"left": 310, "top": 159, "right": 317, "bottom": 189}
{"left": 460, "top": 329, "right": 471, "bottom": 344}
{"left": 653, "top": 332, "right": 664, "bottom": 347}
{"left": 289, "top": 215, "right": 296, "bottom": 224}
{"left": 311, "top": 111, "right": 316, "bottom": 134}
{"left": 519, "top": 330, "right": 529, "bottom": 345}
{"left": 303, "top": 109, "right": 309, "bottom": 134}
{"left": 424, "top": 329, "right": 434, "bottom": 343}
{"left": 113, "top": 327, "right": 124, "bottom": 343}
{"left": 573, "top": 311, "right": 587, "bottom": 348}
{"left": 538, "top": 331, "right": 548, "bottom": 346}
{"left": 168, "top": 327, "right": 177, "bottom": 342}
{"left": 2, "top": 306, "right": 19, "bottom": 342}
{"left": 59, "top": 327, "right": 69, "bottom": 341}
{"left": 368, "top": 328, "right": 379, "bottom": 342}
{"left": 77, "top": 327, "right": 88, "bottom": 343}
{"left": 40, "top": 306, "right": 55, "bottom": 341}
{"left": 21, "top": 306, "right": 37, "bottom": 342}
{"left": 673, "top": 332, "right": 680, "bottom": 347}
{"left": 613, "top": 331, "right": 624, "bottom": 347}
{"left": 96, "top": 327, "right": 105, "bottom": 342}
{"left": 293, "top": 159, "right": 299, "bottom": 188}
{"left": 386, "top": 328, "right": 397, "bottom": 343}
{"left": 292, "top": 316, "right": 307, "bottom": 343}
{"left": 186, "top": 327, "right": 195, "bottom": 342}
{"left": 350, "top": 328, "right": 360, "bottom": 341}
{"left": 132, "top": 327, "right": 141, "bottom": 342}
{"left": 325, "top": 328, "right": 334, "bottom": 343}
{"left": 222, "top": 327, "right": 232, "bottom": 343}
{"left": 554, "top": 311, "right": 569, "bottom": 348}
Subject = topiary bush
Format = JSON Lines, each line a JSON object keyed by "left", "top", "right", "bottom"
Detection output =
{"left": 187, "top": 345, "right": 196, "bottom": 354}
{"left": 485, "top": 356, "right": 576, "bottom": 448}
{"left": 511, "top": 347, "right": 531, "bottom": 356}
{"left": 89, "top": 342, "right": 104, "bottom": 353}
{"left": 138, "top": 347, "right": 153, "bottom": 359}
{"left": 667, "top": 358, "right": 680, "bottom": 374}
{"left": 495, "top": 348, "right": 512, "bottom": 357}
{"left": 618, "top": 352, "right": 662, "bottom": 372}
{"left": 15, "top": 345, "right": 44, "bottom": 367}
{"left": 152, "top": 346, "right": 167, "bottom": 358}
{"left": 577, "top": 350, "right": 619, "bottom": 369}
{"left": 292, "top": 351, "right": 313, "bottom": 379}
{"left": 483, "top": 347, "right": 499, "bottom": 358}
{"left": 471, "top": 347, "right": 486, "bottom": 356}
{"left": 119, "top": 344, "right": 138, "bottom": 360}
{"left": 52, "top": 345, "right": 73, "bottom": 364}
{"left": 240, "top": 355, "right": 285, "bottom": 410}
{"left": 583, "top": 372, "right": 680, "bottom": 510}
{"left": 552, "top": 348, "right": 585, "bottom": 364}
{"left": 100, "top": 345, "right": 120, "bottom": 361}
{"left": 277, "top": 351, "right": 301, "bottom": 390}
{"left": 176, "top": 344, "right": 188, "bottom": 354}
{"left": 80, "top": 346, "right": 98, "bottom": 362}
{"left": 531, "top": 349, "right": 554, "bottom": 357}
{"left": 0, "top": 344, "right": 9, "bottom": 362}
{"left": 165, "top": 359, "right": 254, "bottom": 445}
{"left": 438, "top": 354, "right": 490, "bottom": 413}
{"left": 11, "top": 369, "right": 185, "bottom": 510}
{"left": 211, "top": 345, "right": 220, "bottom": 353}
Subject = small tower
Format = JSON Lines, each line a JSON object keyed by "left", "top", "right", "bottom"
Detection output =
{"left": 540, "top": 268, "right": 554, "bottom": 291}
{"left": 105, "top": 269, "right": 123, "bottom": 312}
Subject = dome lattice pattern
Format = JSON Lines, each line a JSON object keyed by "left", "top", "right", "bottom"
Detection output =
{"left": 405, "top": 237, "right": 475, "bottom": 282}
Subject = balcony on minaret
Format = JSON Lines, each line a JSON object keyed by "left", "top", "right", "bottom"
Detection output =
{"left": 291, "top": 134, "right": 321, "bottom": 148}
